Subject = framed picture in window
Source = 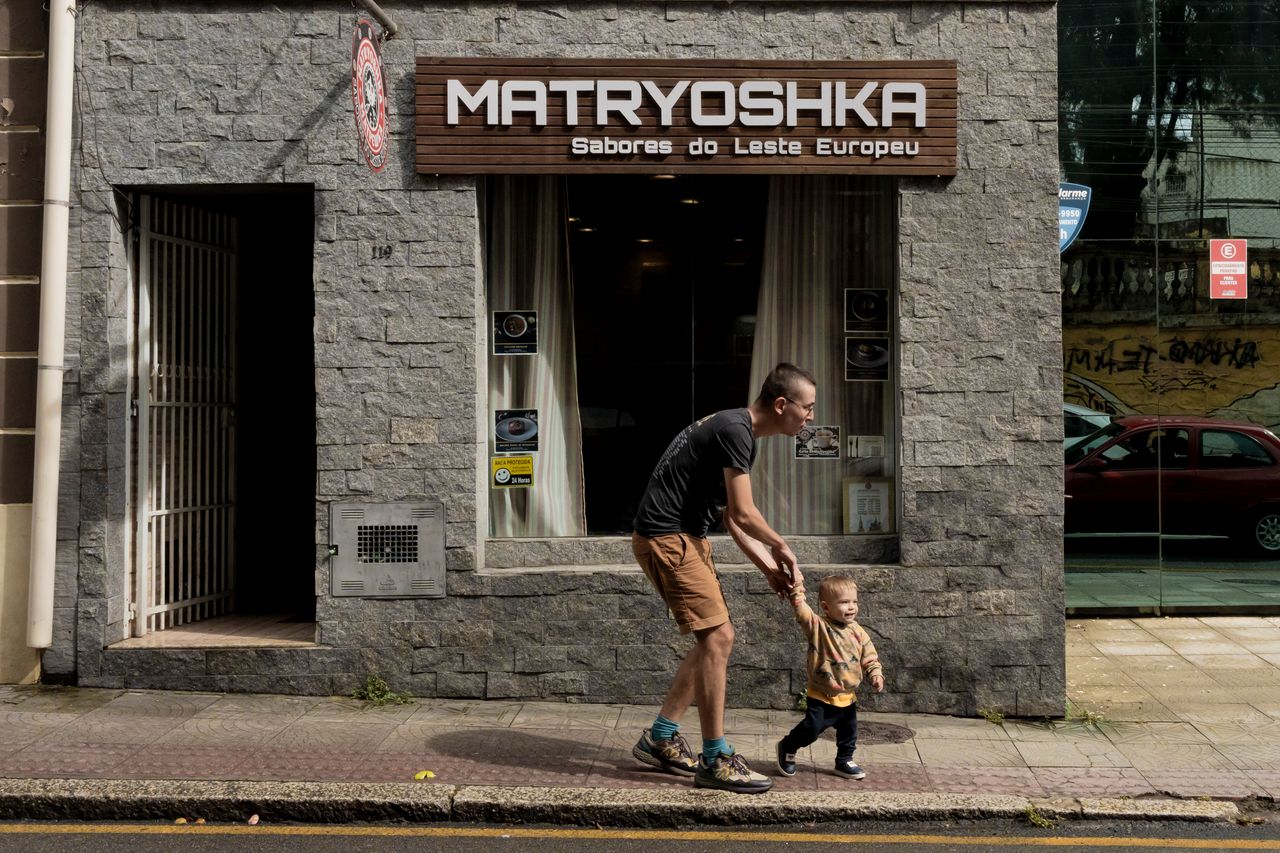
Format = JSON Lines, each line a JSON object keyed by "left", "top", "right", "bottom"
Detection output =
{"left": 843, "top": 477, "right": 893, "bottom": 534}
{"left": 493, "top": 310, "right": 538, "bottom": 355}
{"left": 495, "top": 409, "right": 539, "bottom": 453}
{"left": 845, "top": 336, "right": 890, "bottom": 382}
{"left": 795, "top": 425, "right": 841, "bottom": 459}
{"left": 844, "top": 288, "right": 889, "bottom": 333}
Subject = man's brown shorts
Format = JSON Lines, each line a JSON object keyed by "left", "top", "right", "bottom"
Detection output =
{"left": 632, "top": 532, "right": 729, "bottom": 634}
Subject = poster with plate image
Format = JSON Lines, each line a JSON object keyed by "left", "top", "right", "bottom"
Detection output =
{"left": 795, "top": 425, "right": 841, "bottom": 459}
{"left": 495, "top": 409, "right": 538, "bottom": 453}
{"left": 844, "top": 288, "right": 889, "bottom": 333}
{"left": 493, "top": 311, "right": 538, "bottom": 355}
{"left": 845, "top": 336, "right": 890, "bottom": 382}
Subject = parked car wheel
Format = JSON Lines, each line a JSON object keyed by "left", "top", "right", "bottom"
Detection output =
{"left": 1251, "top": 508, "right": 1280, "bottom": 554}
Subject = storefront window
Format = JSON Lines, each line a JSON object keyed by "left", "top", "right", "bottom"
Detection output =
{"left": 484, "top": 175, "right": 897, "bottom": 538}
{"left": 1061, "top": 0, "right": 1280, "bottom": 611}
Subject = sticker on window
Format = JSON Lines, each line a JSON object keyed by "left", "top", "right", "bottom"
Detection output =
{"left": 493, "top": 311, "right": 539, "bottom": 355}
{"left": 492, "top": 455, "right": 533, "bottom": 488}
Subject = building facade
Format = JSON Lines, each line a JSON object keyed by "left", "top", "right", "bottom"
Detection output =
{"left": 25, "top": 1, "right": 1062, "bottom": 716}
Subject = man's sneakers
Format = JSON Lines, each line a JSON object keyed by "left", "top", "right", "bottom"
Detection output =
{"left": 694, "top": 751, "right": 773, "bottom": 794}
{"left": 632, "top": 728, "right": 697, "bottom": 777}
{"left": 775, "top": 740, "right": 797, "bottom": 777}
{"left": 834, "top": 758, "right": 867, "bottom": 780}
{"left": 634, "top": 731, "right": 775, "bottom": 793}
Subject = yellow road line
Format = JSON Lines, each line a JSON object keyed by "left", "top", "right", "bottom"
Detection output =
{"left": 0, "top": 824, "right": 1276, "bottom": 848}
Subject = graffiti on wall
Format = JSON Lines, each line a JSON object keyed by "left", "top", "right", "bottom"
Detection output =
{"left": 1063, "top": 324, "right": 1280, "bottom": 428}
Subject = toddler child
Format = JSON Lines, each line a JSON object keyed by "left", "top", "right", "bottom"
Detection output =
{"left": 776, "top": 574, "right": 884, "bottom": 779}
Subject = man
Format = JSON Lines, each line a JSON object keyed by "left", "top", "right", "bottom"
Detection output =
{"left": 630, "top": 362, "right": 816, "bottom": 794}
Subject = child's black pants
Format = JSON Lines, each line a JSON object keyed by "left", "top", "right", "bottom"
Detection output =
{"left": 779, "top": 696, "right": 858, "bottom": 762}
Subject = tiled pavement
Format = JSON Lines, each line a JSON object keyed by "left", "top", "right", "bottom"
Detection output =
{"left": 6, "top": 616, "right": 1280, "bottom": 801}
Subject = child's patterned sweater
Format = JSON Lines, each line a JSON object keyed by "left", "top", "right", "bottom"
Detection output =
{"left": 790, "top": 586, "right": 883, "bottom": 707}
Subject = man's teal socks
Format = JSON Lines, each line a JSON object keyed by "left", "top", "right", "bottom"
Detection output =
{"left": 651, "top": 714, "right": 679, "bottom": 742}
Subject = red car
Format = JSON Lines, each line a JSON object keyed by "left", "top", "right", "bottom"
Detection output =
{"left": 1065, "top": 415, "right": 1280, "bottom": 554}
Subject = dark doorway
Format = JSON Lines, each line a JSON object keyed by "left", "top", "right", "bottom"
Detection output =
{"left": 233, "top": 190, "right": 316, "bottom": 619}
{"left": 131, "top": 186, "right": 316, "bottom": 630}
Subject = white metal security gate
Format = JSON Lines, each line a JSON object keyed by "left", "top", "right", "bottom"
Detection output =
{"left": 133, "top": 195, "right": 237, "bottom": 635}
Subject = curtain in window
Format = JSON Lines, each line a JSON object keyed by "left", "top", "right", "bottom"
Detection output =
{"left": 748, "top": 176, "right": 894, "bottom": 534}
{"left": 486, "top": 176, "right": 587, "bottom": 536}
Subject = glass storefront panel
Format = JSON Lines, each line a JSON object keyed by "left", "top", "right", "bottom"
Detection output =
{"left": 484, "top": 175, "right": 897, "bottom": 538}
{"left": 1153, "top": 239, "right": 1280, "bottom": 607}
{"left": 1063, "top": 239, "right": 1163, "bottom": 611}
{"left": 1059, "top": 3, "right": 1154, "bottom": 244}
{"left": 1062, "top": 0, "right": 1280, "bottom": 612}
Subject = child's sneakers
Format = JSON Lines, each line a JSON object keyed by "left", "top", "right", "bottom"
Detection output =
{"left": 834, "top": 759, "right": 866, "bottom": 780}
{"left": 775, "top": 740, "right": 797, "bottom": 777}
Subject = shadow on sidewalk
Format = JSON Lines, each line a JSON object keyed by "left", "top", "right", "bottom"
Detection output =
{"left": 422, "top": 728, "right": 684, "bottom": 785}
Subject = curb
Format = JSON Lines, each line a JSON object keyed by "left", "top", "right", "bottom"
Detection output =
{"left": 0, "top": 779, "right": 1240, "bottom": 825}
{"left": 1032, "top": 796, "right": 1239, "bottom": 822}
{"left": 0, "top": 779, "right": 452, "bottom": 824}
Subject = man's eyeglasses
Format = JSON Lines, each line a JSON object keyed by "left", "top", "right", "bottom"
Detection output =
{"left": 784, "top": 397, "right": 815, "bottom": 414}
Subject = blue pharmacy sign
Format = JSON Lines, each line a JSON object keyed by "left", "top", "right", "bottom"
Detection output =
{"left": 1059, "top": 183, "right": 1091, "bottom": 253}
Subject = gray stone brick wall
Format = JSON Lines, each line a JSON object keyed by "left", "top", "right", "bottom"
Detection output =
{"left": 60, "top": 1, "right": 1062, "bottom": 717}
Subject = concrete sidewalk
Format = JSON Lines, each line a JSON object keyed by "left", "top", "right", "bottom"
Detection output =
{"left": 1, "top": 616, "right": 1278, "bottom": 825}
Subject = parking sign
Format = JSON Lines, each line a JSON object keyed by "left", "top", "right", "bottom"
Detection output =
{"left": 1210, "top": 239, "right": 1248, "bottom": 300}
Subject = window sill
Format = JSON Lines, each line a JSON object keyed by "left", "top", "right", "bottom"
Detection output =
{"left": 483, "top": 534, "right": 898, "bottom": 570}
{"left": 476, "top": 562, "right": 901, "bottom": 578}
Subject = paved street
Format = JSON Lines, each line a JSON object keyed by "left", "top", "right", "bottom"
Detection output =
{"left": 6, "top": 821, "right": 1280, "bottom": 852}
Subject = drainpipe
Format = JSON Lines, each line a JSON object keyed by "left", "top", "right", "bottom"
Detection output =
{"left": 352, "top": 0, "right": 398, "bottom": 38}
{"left": 27, "top": 1, "right": 77, "bottom": 649}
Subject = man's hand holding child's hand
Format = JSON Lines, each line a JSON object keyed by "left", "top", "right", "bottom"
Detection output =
{"left": 787, "top": 564, "right": 804, "bottom": 591}
{"left": 765, "top": 564, "right": 805, "bottom": 600}
{"left": 766, "top": 568, "right": 798, "bottom": 599}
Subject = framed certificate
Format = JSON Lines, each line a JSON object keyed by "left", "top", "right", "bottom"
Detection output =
{"left": 843, "top": 477, "right": 894, "bottom": 534}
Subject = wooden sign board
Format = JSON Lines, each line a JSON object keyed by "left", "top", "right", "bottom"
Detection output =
{"left": 416, "top": 57, "right": 956, "bottom": 175}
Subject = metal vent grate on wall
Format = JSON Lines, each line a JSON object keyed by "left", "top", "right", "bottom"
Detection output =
{"left": 330, "top": 501, "right": 445, "bottom": 598}
{"left": 357, "top": 524, "right": 418, "bottom": 564}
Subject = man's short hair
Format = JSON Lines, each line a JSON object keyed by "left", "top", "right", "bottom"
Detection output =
{"left": 819, "top": 575, "right": 858, "bottom": 602}
{"left": 756, "top": 362, "right": 816, "bottom": 406}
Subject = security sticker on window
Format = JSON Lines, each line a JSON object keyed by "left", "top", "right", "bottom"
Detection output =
{"left": 492, "top": 455, "right": 533, "bottom": 488}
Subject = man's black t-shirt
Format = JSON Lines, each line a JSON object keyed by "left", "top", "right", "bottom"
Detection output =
{"left": 633, "top": 409, "right": 756, "bottom": 538}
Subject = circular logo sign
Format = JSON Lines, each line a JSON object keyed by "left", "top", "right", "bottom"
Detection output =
{"left": 1221, "top": 242, "right": 1238, "bottom": 259}
{"left": 350, "top": 19, "right": 387, "bottom": 173}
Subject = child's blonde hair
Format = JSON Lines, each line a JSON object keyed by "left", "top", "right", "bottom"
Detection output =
{"left": 818, "top": 574, "right": 858, "bottom": 603}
